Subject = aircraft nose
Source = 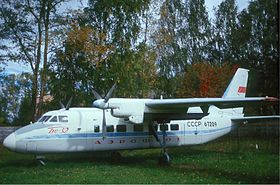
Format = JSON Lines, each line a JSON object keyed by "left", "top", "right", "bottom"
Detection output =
{"left": 3, "top": 133, "right": 16, "bottom": 151}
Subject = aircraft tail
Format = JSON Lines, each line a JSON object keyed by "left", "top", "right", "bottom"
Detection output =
{"left": 220, "top": 68, "right": 249, "bottom": 115}
{"left": 222, "top": 68, "right": 249, "bottom": 99}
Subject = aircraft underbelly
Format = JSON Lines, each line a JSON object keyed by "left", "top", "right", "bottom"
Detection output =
{"left": 200, "top": 127, "right": 231, "bottom": 144}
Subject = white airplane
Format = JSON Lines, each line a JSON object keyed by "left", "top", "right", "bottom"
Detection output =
{"left": 3, "top": 68, "right": 279, "bottom": 165}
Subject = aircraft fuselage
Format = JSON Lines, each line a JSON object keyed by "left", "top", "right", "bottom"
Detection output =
{"left": 3, "top": 107, "right": 233, "bottom": 154}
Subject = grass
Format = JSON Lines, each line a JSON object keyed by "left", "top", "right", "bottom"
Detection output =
{"left": 0, "top": 136, "right": 279, "bottom": 184}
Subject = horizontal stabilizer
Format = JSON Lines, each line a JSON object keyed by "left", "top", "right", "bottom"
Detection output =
{"left": 231, "top": 115, "right": 280, "bottom": 125}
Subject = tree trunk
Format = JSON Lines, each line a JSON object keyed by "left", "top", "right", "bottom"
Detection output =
{"left": 38, "top": 0, "right": 50, "bottom": 117}
{"left": 33, "top": 3, "right": 44, "bottom": 121}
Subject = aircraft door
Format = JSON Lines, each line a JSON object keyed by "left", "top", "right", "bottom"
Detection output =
{"left": 86, "top": 112, "right": 100, "bottom": 151}
{"left": 67, "top": 111, "right": 87, "bottom": 152}
{"left": 195, "top": 120, "right": 202, "bottom": 144}
{"left": 184, "top": 120, "right": 201, "bottom": 145}
{"left": 183, "top": 123, "right": 186, "bottom": 144}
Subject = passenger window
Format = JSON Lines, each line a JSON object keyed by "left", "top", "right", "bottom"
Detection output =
{"left": 106, "top": 125, "right": 114, "bottom": 132}
{"left": 170, "top": 124, "right": 179, "bottom": 130}
{"left": 134, "top": 124, "right": 143, "bottom": 132}
{"left": 94, "top": 125, "right": 100, "bottom": 133}
{"left": 160, "top": 124, "right": 168, "bottom": 131}
{"left": 59, "top": 116, "right": 68, "bottom": 123}
{"left": 49, "top": 116, "right": 58, "bottom": 122}
{"left": 116, "top": 125, "right": 126, "bottom": 132}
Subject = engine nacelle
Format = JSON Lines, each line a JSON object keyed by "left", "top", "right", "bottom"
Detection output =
{"left": 111, "top": 108, "right": 144, "bottom": 124}
{"left": 109, "top": 98, "right": 146, "bottom": 124}
{"left": 111, "top": 108, "right": 131, "bottom": 118}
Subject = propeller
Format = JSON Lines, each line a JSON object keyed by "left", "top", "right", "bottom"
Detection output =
{"left": 92, "top": 83, "right": 117, "bottom": 139}
{"left": 59, "top": 97, "right": 73, "bottom": 110}
{"left": 65, "top": 97, "right": 73, "bottom": 110}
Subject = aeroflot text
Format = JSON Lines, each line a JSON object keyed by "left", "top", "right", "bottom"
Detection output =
{"left": 94, "top": 137, "right": 180, "bottom": 145}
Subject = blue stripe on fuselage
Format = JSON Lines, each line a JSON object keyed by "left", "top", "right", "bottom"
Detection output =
{"left": 24, "top": 126, "right": 232, "bottom": 140}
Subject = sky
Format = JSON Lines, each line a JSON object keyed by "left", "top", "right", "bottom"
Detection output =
{"left": 1, "top": 0, "right": 249, "bottom": 75}
{"left": 205, "top": 0, "right": 249, "bottom": 18}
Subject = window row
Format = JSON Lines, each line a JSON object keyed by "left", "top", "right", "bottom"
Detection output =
{"left": 38, "top": 115, "right": 68, "bottom": 123}
{"left": 93, "top": 124, "right": 179, "bottom": 133}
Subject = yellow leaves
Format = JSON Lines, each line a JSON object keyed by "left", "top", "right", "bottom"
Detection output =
{"left": 66, "top": 23, "right": 113, "bottom": 67}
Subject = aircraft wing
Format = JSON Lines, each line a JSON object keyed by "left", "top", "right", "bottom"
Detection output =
{"left": 145, "top": 97, "right": 278, "bottom": 111}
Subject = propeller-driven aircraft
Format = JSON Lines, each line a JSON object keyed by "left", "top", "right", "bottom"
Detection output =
{"left": 3, "top": 68, "right": 279, "bottom": 165}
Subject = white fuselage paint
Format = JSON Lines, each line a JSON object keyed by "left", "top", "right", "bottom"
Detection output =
{"left": 7, "top": 107, "right": 234, "bottom": 154}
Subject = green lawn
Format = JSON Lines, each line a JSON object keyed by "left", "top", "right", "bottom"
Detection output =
{"left": 0, "top": 136, "right": 279, "bottom": 184}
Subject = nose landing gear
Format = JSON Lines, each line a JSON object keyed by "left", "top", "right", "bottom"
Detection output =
{"left": 35, "top": 155, "right": 46, "bottom": 166}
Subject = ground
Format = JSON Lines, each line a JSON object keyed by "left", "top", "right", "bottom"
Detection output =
{"left": 0, "top": 136, "right": 279, "bottom": 184}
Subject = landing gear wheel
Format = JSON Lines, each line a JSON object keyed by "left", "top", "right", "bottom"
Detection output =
{"left": 38, "top": 159, "right": 46, "bottom": 166}
{"left": 158, "top": 152, "right": 171, "bottom": 166}
{"left": 35, "top": 155, "right": 46, "bottom": 166}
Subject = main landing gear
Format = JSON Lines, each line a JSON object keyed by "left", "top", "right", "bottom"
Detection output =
{"left": 35, "top": 155, "right": 46, "bottom": 166}
{"left": 150, "top": 122, "right": 171, "bottom": 165}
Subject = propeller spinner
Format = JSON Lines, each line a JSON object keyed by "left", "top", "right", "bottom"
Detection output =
{"left": 92, "top": 83, "right": 117, "bottom": 139}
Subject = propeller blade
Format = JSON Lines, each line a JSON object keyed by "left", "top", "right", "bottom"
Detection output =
{"left": 104, "top": 83, "right": 116, "bottom": 103}
{"left": 59, "top": 101, "right": 65, "bottom": 109}
{"left": 65, "top": 97, "right": 73, "bottom": 110}
{"left": 102, "top": 109, "right": 107, "bottom": 139}
{"left": 93, "top": 90, "right": 102, "bottom": 100}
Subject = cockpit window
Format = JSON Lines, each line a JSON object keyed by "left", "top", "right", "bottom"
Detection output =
{"left": 38, "top": 115, "right": 51, "bottom": 122}
{"left": 59, "top": 115, "right": 68, "bottom": 123}
{"left": 49, "top": 116, "right": 58, "bottom": 122}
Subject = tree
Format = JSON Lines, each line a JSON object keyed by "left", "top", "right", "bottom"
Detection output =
{"left": 187, "top": 0, "right": 212, "bottom": 63}
{"left": 177, "top": 63, "right": 238, "bottom": 98}
{"left": 213, "top": 0, "right": 239, "bottom": 63}
{"left": 83, "top": 0, "right": 153, "bottom": 97}
{"left": 48, "top": 20, "right": 112, "bottom": 106}
{"left": 0, "top": 72, "right": 32, "bottom": 125}
{"left": 237, "top": 0, "right": 278, "bottom": 99}
{"left": 152, "top": 0, "right": 186, "bottom": 97}
{"left": 0, "top": 0, "right": 68, "bottom": 121}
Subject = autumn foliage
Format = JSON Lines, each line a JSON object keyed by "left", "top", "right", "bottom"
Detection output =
{"left": 177, "top": 63, "right": 239, "bottom": 98}
{"left": 65, "top": 22, "right": 112, "bottom": 67}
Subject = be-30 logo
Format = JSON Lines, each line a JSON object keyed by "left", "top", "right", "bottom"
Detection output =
{"left": 48, "top": 126, "right": 69, "bottom": 134}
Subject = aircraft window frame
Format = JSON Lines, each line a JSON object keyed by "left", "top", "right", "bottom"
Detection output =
{"left": 94, "top": 125, "right": 100, "bottom": 133}
{"left": 116, "top": 125, "right": 126, "bottom": 132}
{"left": 170, "top": 124, "right": 179, "bottom": 131}
{"left": 160, "top": 124, "right": 169, "bottom": 131}
{"left": 58, "top": 115, "right": 68, "bottom": 123}
{"left": 106, "top": 125, "right": 114, "bottom": 132}
{"left": 49, "top": 116, "right": 58, "bottom": 122}
{"left": 134, "top": 124, "right": 143, "bottom": 132}
{"left": 38, "top": 115, "right": 52, "bottom": 122}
